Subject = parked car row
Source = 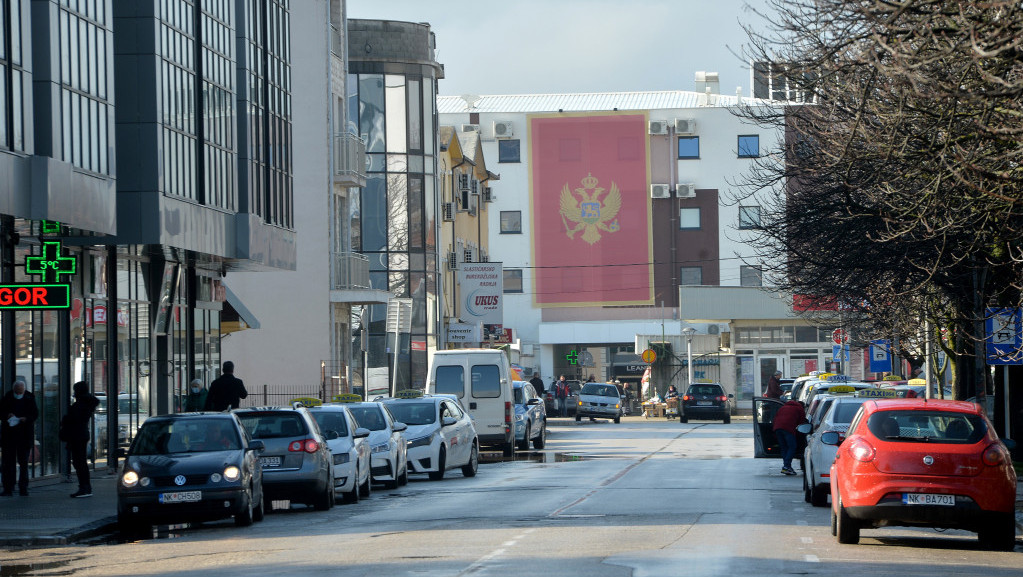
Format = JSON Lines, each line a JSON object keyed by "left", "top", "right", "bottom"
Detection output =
{"left": 758, "top": 384, "right": 1018, "bottom": 550}
{"left": 115, "top": 392, "right": 481, "bottom": 535}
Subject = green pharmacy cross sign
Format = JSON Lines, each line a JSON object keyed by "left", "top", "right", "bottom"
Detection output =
{"left": 25, "top": 241, "right": 76, "bottom": 283}
{"left": 565, "top": 350, "right": 579, "bottom": 365}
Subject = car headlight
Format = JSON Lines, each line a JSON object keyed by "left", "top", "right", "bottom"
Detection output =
{"left": 514, "top": 413, "right": 524, "bottom": 422}
{"left": 121, "top": 470, "right": 139, "bottom": 488}
{"left": 408, "top": 432, "right": 435, "bottom": 448}
{"left": 223, "top": 466, "right": 241, "bottom": 482}
{"left": 333, "top": 453, "right": 351, "bottom": 465}
{"left": 372, "top": 442, "right": 390, "bottom": 454}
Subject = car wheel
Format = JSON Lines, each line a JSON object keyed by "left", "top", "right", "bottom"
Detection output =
{"left": 680, "top": 415, "right": 688, "bottom": 423}
{"left": 803, "top": 472, "right": 812, "bottom": 503}
{"left": 359, "top": 471, "right": 372, "bottom": 498}
{"left": 235, "top": 490, "right": 255, "bottom": 526}
{"left": 502, "top": 441, "right": 514, "bottom": 457}
{"left": 461, "top": 442, "right": 479, "bottom": 477}
{"left": 575, "top": 414, "right": 581, "bottom": 422}
{"left": 118, "top": 514, "right": 148, "bottom": 538}
{"left": 343, "top": 469, "right": 360, "bottom": 504}
{"left": 385, "top": 462, "right": 401, "bottom": 489}
{"left": 613, "top": 415, "right": 621, "bottom": 424}
{"left": 252, "top": 489, "right": 265, "bottom": 522}
{"left": 978, "top": 512, "right": 1016, "bottom": 551}
{"left": 533, "top": 423, "right": 546, "bottom": 449}
{"left": 517, "top": 423, "right": 531, "bottom": 451}
{"left": 314, "top": 480, "right": 333, "bottom": 511}
{"left": 836, "top": 497, "right": 859, "bottom": 544}
{"left": 723, "top": 414, "right": 731, "bottom": 424}
{"left": 810, "top": 483, "right": 828, "bottom": 507}
{"left": 398, "top": 460, "right": 409, "bottom": 486}
{"left": 830, "top": 507, "right": 838, "bottom": 536}
{"left": 429, "top": 447, "right": 446, "bottom": 481}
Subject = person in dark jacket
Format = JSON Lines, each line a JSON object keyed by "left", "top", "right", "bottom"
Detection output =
{"left": 0, "top": 380, "right": 39, "bottom": 496}
{"left": 184, "top": 379, "right": 208, "bottom": 412}
{"left": 204, "top": 361, "right": 248, "bottom": 411}
{"left": 772, "top": 400, "right": 807, "bottom": 475}
{"left": 764, "top": 371, "right": 783, "bottom": 399}
{"left": 529, "top": 375, "right": 545, "bottom": 395}
{"left": 63, "top": 381, "right": 100, "bottom": 498}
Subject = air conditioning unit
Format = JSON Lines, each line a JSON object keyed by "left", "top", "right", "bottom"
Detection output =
{"left": 708, "top": 324, "right": 719, "bottom": 335}
{"left": 447, "top": 251, "right": 458, "bottom": 270}
{"left": 675, "top": 118, "right": 696, "bottom": 134}
{"left": 483, "top": 186, "right": 494, "bottom": 203}
{"left": 442, "top": 202, "right": 455, "bottom": 222}
{"left": 458, "top": 173, "right": 469, "bottom": 192}
{"left": 461, "top": 123, "right": 479, "bottom": 133}
{"left": 650, "top": 184, "right": 671, "bottom": 199}
{"left": 493, "top": 121, "right": 514, "bottom": 138}
{"left": 648, "top": 120, "right": 669, "bottom": 135}
{"left": 676, "top": 183, "right": 696, "bottom": 198}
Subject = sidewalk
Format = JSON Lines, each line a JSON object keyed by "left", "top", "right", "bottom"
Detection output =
{"left": 0, "top": 471, "right": 118, "bottom": 547}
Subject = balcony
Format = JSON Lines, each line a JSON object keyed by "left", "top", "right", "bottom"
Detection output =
{"left": 334, "top": 132, "right": 367, "bottom": 188}
{"left": 330, "top": 251, "right": 390, "bottom": 305}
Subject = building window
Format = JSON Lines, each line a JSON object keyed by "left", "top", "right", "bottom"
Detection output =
{"left": 504, "top": 269, "right": 523, "bottom": 293}
{"left": 500, "top": 211, "right": 521, "bottom": 234}
{"left": 738, "top": 206, "right": 761, "bottom": 229}
{"left": 678, "top": 136, "right": 700, "bottom": 159}
{"left": 680, "top": 207, "right": 701, "bottom": 230}
{"left": 738, "top": 135, "right": 760, "bottom": 158}
{"left": 498, "top": 139, "right": 520, "bottom": 163}
{"left": 680, "top": 266, "right": 702, "bottom": 286}
{"left": 740, "top": 265, "right": 763, "bottom": 287}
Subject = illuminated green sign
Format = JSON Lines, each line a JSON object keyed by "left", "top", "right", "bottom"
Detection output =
{"left": 565, "top": 350, "right": 579, "bottom": 365}
{"left": 0, "top": 284, "right": 71, "bottom": 309}
{"left": 25, "top": 241, "right": 76, "bottom": 283}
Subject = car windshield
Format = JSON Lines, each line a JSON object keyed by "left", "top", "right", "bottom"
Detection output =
{"left": 347, "top": 406, "right": 386, "bottom": 431}
{"left": 311, "top": 411, "right": 350, "bottom": 437}
{"left": 866, "top": 410, "right": 986, "bottom": 443}
{"left": 97, "top": 396, "right": 140, "bottom": 415}
{"left": 384, "top": 402, "right": 437, "bottom": 426}
{"left": 131, "top": 419, "right": 240, "bottom": 455}
{"left": 581, "top": 384, "right": 618, "bottom": 397}
{"left": 237, "top": 413, "right": 309, "bottom": 439}
{"left": 687, "top": 385, "right": 722, "bottom": 396}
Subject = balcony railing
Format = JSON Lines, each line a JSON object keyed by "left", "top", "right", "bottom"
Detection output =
{"left": 334, "top": 132, "right": 367, "bottom": 188}
{"left": 332, "top": 251, "right": 370, "bottom": 290}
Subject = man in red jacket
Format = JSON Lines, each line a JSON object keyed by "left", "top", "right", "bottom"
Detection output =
{"left": 772, "top": 400, "right": 807, "bottom": 475}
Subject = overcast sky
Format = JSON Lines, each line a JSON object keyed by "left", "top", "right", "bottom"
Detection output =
{"left": 346, "top": 0, "right": 771, "bottom": 98}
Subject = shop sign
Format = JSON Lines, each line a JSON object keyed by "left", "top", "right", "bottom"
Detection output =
{"left": 0, "top": 284, "right": 70, "bottom": 310}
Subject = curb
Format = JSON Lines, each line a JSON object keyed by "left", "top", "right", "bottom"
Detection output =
{"left": 0, "top": 517, "right": 117, "bottom": 548}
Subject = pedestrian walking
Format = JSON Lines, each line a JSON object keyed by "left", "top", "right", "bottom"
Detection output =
{"left": 555, "top": 375, "right": 569, "bottom": 417}
{"left": 529, "top": 374, "right": 545, "bottom": 395}
{"left": 61, "top": 381, "right": 100, "bottom": 498}
{"left": 772, "top": 400, "right": 807, "bottom": 475}
{"left": 0, "top": 380, "right": 39, "bottom": 496}
{"left": 184, "top": 379, "right": 208, "bottom": 412}
{"left": 764, "top": 371, "right": 783, "bottom": 399}
{"left": 204, "top": 361, "right": 248, "bottom": 411}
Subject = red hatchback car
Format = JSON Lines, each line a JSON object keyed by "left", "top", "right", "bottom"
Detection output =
{"left": 829, "top": 399, "right": 1017, "bottom": 550}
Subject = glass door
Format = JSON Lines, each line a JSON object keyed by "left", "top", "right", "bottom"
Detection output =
{"left": 758, "top": 355, "right": 786, "bottom": 397}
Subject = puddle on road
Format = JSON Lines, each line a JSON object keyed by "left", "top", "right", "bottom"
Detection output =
{"left": 479, "top": 451, "right": 610, "bottom": 464}
{"left": 0, "top": 558, "right": 77, "bottom": 576}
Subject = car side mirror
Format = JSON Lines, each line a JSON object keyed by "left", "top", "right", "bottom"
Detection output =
{"left": 820, "top": 432, "right": 841, "bottom": 446}
{"left": 727, "top": 393, "right": 734, "bottom": 399}
{"left": 442, "top": 416, "right": 457, "bottom": 427}
{"left": 325, "top": 430, "right": 340, "bottom": 440}
{"left": 247, "top": 439, "right": 265, "bottom": 452}
{"left": 354, "top": 427, "right": 371, "bottom": 439}
{"left": 392, "top": 422, "right": 407, "bottom": 432}
{"left": 527, "top": 398, "right": 540, "bottom": 405}
{"left": 796, "top": 423, "right": 811, "bottom": 434}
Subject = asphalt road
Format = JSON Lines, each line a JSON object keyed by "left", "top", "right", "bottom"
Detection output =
{"left": 0, "top": 416, "right": 1019, "bottom": 576}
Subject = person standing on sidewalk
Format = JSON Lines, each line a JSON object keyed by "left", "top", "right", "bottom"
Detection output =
{"left": 555, "top": 376, "right": 569, "bottom": 417}
{"left": 765, "top": 371, "right": 783, "bottom": 399}
{"left": 772, "top": 400, "right": 807, "bottom": 475}
{"left": 0, "top": 380, "right": 39, "bottom": 496}
{"left": 62, "top": 381, "right": 100, "bottom": 498}
{"left": 204, "top": 361, "right": 248, "bottom": 411}
{"left": 184, "top": 379, "right": 208, "bottom": 412}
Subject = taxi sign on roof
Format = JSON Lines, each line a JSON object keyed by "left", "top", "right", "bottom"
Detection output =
{"left": 827, "top": 385, "right": 857, "bottom": 394}
{"left": 855, "top": 388, "right": 903, "bottom": 398}
{"left": 882, "top": 375, "right": 904, "bottom": 381}
{"left": 290, "top": 397, "right": 322, "bottom": 407}
{"left": 394, "top": 389, "right": 424, "bottom": 399}
{"left": 824, "top": 374, "right": 851, "bottom": 382}
{"left": 332, "top": 393, "right": 362, "bottom": 403}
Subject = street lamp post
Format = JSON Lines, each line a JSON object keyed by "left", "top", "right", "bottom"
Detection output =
{"left": 681, "top": 327, "right": 696, "bottom": 389}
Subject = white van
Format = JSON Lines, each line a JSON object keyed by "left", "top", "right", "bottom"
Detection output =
{"left": 426, "top": 349, "right": 514, "bottom": 456}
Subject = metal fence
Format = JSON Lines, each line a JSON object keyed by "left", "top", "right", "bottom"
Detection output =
{"left": 239, "top": 383, "right": 342, "bottom": 408}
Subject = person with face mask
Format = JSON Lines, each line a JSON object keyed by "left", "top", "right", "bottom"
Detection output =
{"left": 184, "top": 379, "right": 208, "bottom": 412}
{"left": 61, "top": 381, "right": 100, "bottom": 498}
{"left": 0, "top": 380, "right": 39, "bottom": 496}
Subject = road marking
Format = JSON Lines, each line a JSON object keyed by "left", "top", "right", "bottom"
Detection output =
{"left": 804, "top": 555, "right": 820, "bottom": 563}
{"left": 801, "top": 537, "right": 813, "bottom": 544}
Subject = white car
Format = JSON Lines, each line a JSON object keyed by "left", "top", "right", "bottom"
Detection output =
{"left": 381, "top": 394, "right": 478, "bottom": 481}
{"left": 344, "top": 401, "right": 409, "bottom": 489}
{"left": 306, "top": 405, "right": 372, "bottom": 503}
{"left": 800, "top": 395, "right": 873, "bottom": 507}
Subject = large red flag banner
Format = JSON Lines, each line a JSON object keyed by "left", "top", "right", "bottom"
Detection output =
{"left": 530, "top": 112, "right": 653, "bottom": 306}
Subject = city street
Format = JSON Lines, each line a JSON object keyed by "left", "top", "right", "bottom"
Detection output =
{"left": 0, "top": 416, "right": 1018, "bottom": 576}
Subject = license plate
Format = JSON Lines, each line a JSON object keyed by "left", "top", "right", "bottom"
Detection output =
{"left": 260, "top": 456, "right": 282, "bottom": 468}
{"left": 159, "top": 491, "right": 201, "bottom": 504}
{"left": 697, "top": 401, "right": 712, "bottom": 406}
{"left": 902, "top": 493, "right": 955, "bottom": 506}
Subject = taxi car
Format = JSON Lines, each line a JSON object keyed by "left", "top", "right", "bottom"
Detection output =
{"left": 343, "top": 400, "right": 409, "bottom": 489}
{"left": 576, "top": 382, "right": 624, "bottom": 423}
{"left": 305, "top": 404, "right": 372, "bottom": 503}
{"left": 117, "top": 413, "right": 265, "bottom": 533}
{"left": 829, "top": 398, "right": 1018, "bottom": 549}
{"left": 513, "top": 381, "right": 547, "bottom": 449}
{"left": 381, "top": 392, "right": 479, "bottom": 481}
{"left": 234, "top": 406, "right": 334, "bottom": 511}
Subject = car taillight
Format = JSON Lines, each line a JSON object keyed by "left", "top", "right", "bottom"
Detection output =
{"left": 717, "top": 396, "right": 727, "bottom": 402}
{"left": 848, "top": 439, "right": 875, "bottom": 462}
{"left": 289, "top": 439, "right": 319, "bottom": 453}
{"left": 982, "top": 443, "right": 1007, "bottom": 466}
{"left": 682, "top": 395, "right": 692, "bottom": 401}
{"left": 505, "top": 401, "right": 512, "bottom": 424}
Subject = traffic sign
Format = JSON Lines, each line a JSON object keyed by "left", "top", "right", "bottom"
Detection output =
{"left": 869, "top": 339, "right": 892, "bottom": 373}
{"left": 986, "top": 307, "right": 1023, "bottom": 365}
{"left": 641, "top": 348, "right": 657, "bottom": 363}
{"left": 831, "top": 328, "right": 850, "bottom": 345}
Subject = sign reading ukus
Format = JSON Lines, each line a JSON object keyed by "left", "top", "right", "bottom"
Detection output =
{"left": 458, "top": 263, "right": 503, "bottom": 327}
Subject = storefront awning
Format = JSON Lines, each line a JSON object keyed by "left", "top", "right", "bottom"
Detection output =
{"left": 222, "top": 285, "right": 260, "bottom": 334}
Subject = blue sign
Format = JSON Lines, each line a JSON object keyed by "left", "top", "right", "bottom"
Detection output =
{"left": 986, "top": 308, "right": 1023, "bottom": 365}
{"left": 869, "top": 339, "right": 892, "bottom": 373}
{"left": 832, "top": 345, "right": 850, "bottom": 363}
